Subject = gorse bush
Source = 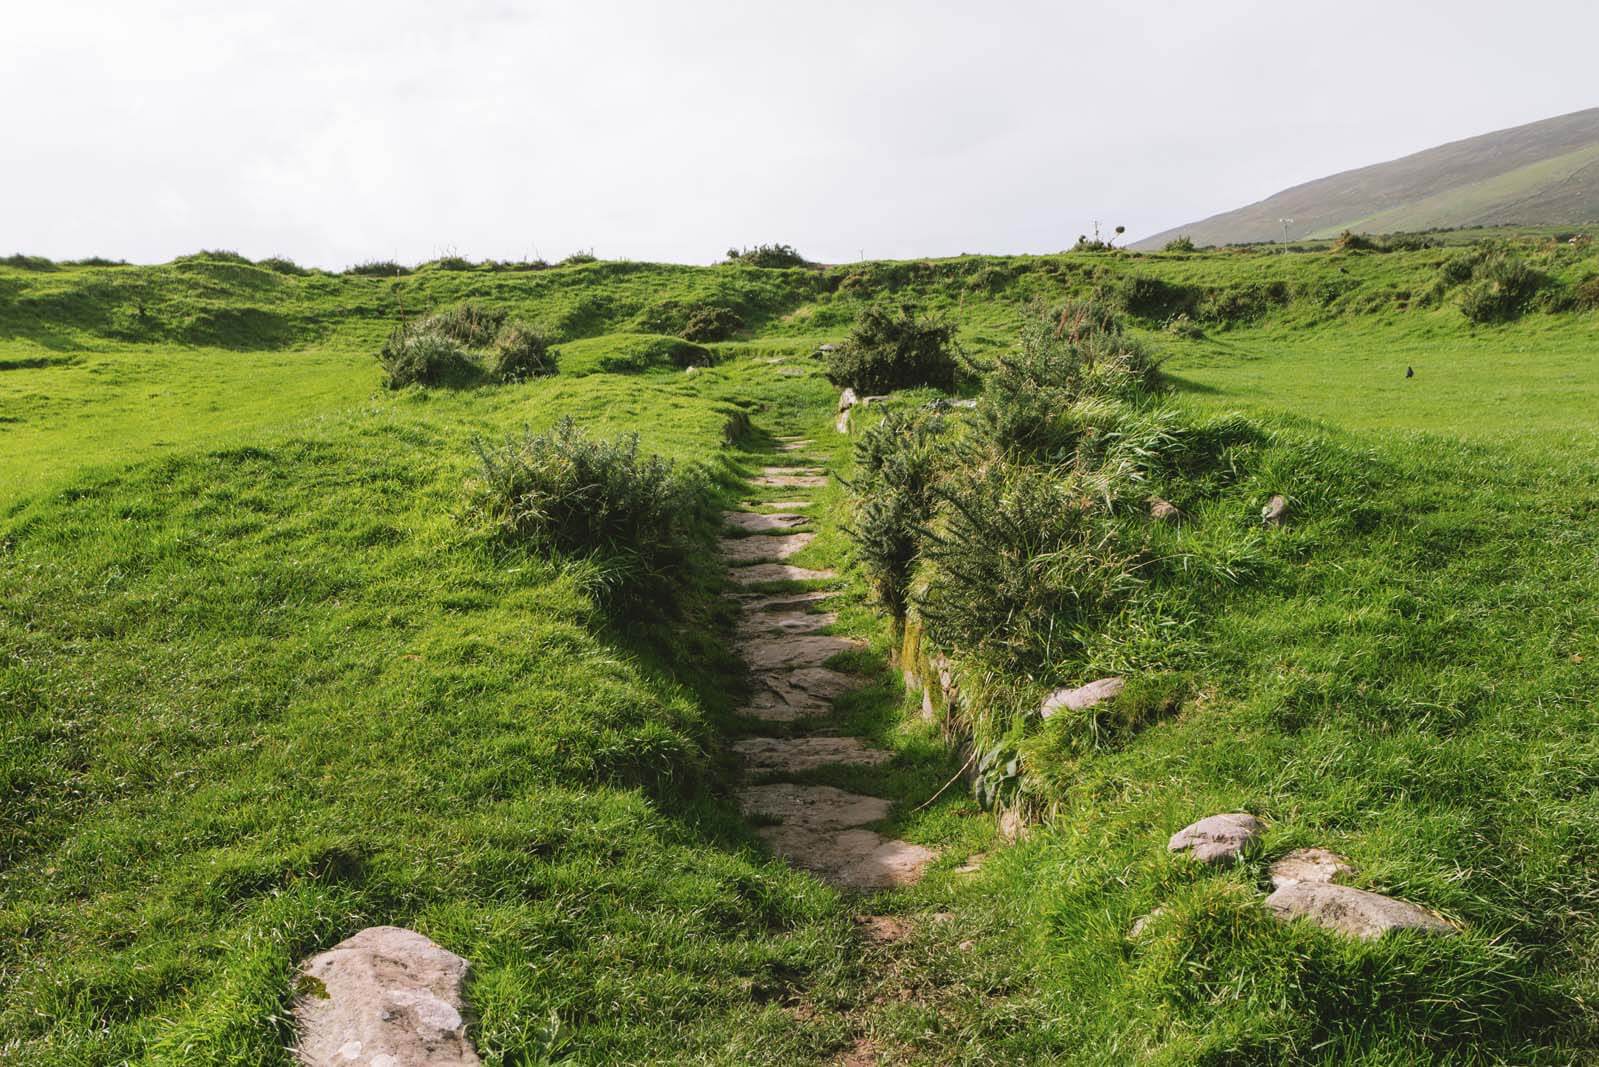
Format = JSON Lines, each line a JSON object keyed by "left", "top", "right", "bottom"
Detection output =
{"left": 977, "top": 299, "right": 1162, "bottom": 459}
{"left": 346, "top": 260, "right": 411, "bottom": 277}
{"left": 1332, "top": 230, "right": 1380, "bottom": 252}
{"left": 680, "top": 305, "right": 744, "bottom": 342}
{"left": 377, "top": 328, "right": 472, "bottom": 389}
{"left": 848, "top": 409, "right": 947, "bottom": 617}
{"left": 1458, "top": 250, "right": 1545, "bottom": 323}
{"left": 257, "top": 256, "right": 308, "bottom": 275}
{"left": 825, "top": 302, "right": 959, "bottom": 394}
{"left": 421, "top": 302, "right": 507, "bottom": 347}
{"left": 724, "top": 244, "right": 809, "bottom": 269}
{"left": 2, "top": 253, "right": 58, "bottom": 271}
{"left": 474, "top": 418, "right": 712, "bottom": 612}
{"left": 1162, "top": 235, "right": 1196, "bottom": 253}
{"left": 919, "top": 461, "right": 1143, "bottom": 673}
{"left": 488, "top": 321, "right": 555, "bottom": 382}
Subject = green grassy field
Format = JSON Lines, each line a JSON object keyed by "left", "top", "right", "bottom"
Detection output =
{"left": 2, "top": 245, "right": 1597, "bottom": 1063}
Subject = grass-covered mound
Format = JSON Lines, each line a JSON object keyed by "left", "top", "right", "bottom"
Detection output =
{"left": 0, "top": 373, "right": 865, "bottom": 1063}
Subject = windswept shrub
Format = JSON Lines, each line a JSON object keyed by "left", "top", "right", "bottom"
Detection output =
{"left": 919, "top": 461, "right": 1143, "bottom": 672}
{"left": 1332, "top": 230, "right": 1379, "bottom": 252}
{"left": 977, "top": 302, "right": 1161, "bottom": 459}
{"left": 377, "top": 328, "right": 472, "bottom": 388}
{"left": 558, "top": 252, "right": 598, "bottom": 267}
{"left": 475, "top": 418, "right": 712, "bottom": 612}
{"left": 1575, "top": 274, "right": 1599, "bottom": 310}
{"left": 1162, "top": 235, "right": 1196, "bottom": 253}
{"left": 825, "top": 303, "right": 958, "bottom": 394}
{"left": 1457, "top": 250, "right": 1544, "bottom": 323}
{"left": 849, "top": 409, "right": 948, "bottom": 617}
{"left": 2, "top": 254, "right": 58, "bottom": 271}
{"left": 421, "top": 302, "right": 507, "bottom": 347}
{"left": 426, "top": 256, "right": 477, "bottom": 271}
{"left": 680, "top": 305, "right": 744, "bottom": 342}
{"left": 488, "top": 321, "right": 555, "bottom": 382}
{"left": 724, "top": 244, "right": 809, "bottom": 269}
{"left": 346, "top": 260, "right": 410, "bottom": 277}
{"left": 257, "top": 256, "right": 308, "bottom": 275}
{"left": 63, "top": 256, "right": 129, "bottom": 268}
{"left": 1118, "top": 276, "right": 1200, "bottom": 323}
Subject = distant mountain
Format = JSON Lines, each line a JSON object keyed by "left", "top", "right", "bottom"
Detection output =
{"left": 1133, "top": 108, "right": 1599, "bottom": 250}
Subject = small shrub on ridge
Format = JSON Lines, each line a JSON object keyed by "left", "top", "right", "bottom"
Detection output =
{"left": 488, "top": 321, "right": 555, "bottom": 382}
{"left": 825, "top": 303, "right": 958, "bottom": 394}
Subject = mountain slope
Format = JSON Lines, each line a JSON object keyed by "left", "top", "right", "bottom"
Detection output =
{"left": 1134, "top": 107, "right": 1599, "bottom": 249}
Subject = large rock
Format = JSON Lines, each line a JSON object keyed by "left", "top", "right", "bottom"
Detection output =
{"left": 1039, "top": 677, "right": 1124, "bottom": 719}
{"left": 1269, "top": 847, "right": 1355, "bottom": 889}
{"left": 1264, "top": 882, "right": 1456, "bottom": 940}
{"left": 1168, "top": 813, "right": 1264, "bottom": 865}
{"left": 293, "top": 926, "right": 479, "bottom": 1066}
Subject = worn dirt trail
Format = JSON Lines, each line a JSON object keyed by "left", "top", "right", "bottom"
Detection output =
{"left": 723, "top": 437, "right": 938, "bottom": 890}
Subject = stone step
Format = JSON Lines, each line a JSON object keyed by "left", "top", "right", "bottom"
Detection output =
{"left": 738, "top": 633, "right": 861, "bottom": 670}
{"left": 727, "top": 563, "right": 837, "bottom": 584}
{"left": 739, "top": 666, "right": 858, "bottom": 721}
{"left": 721, "top": 532, "right": 814, "bottom": 565}
{"left": 753, "top": 472, "right": 829, "bottom": 489}
{"left": 736, "top": 784, "right": 937, "bottom": 889}
{"left": 735, "top": 610, "right": 837, "bottom": 639}
{"left": 723, "top": 511, "right": 809, "bottom": 533}
{"left": 734, "top": 736, "right": 892, "bottom": 774}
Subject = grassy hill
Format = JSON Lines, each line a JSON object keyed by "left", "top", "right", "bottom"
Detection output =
{"left": 1133, "top": 107, "right": 1599, "bottom": 249}
{"left": 2, "top": 244, "right": 1599, "bottom": 1062}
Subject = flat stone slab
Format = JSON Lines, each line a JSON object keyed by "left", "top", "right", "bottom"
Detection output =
{"left": 738, "top": 784, "right": 936, "bottom": 888}
{"left": 733, "top": 589, "right": 838, "bottom": 611}
{"left": 1040, "top": 677, "right": 1125, "bottom": 719}
{"left": 724, "top": 511, "right": 809, "bottom": 533}
{"left": 1264, "top": 882, "right": 1456, "bottom": 940}
{"left": 756, "top": 500, "right": 813, "bottom": 510}
{"left": 722, "top": 533, "right": 815, "bottom": 564}
{"left": 739, "top": 633, "right": 861, "bottom": 670}
{"left": 728, "top": 563, "right": 837, "bottom": 584}
{"left": 1169, "top": 813, "right": 1264, "bottom": 866}
{"left": 778, "top": 440, "right": 813, "bottom": 452}
{"left": 734, "top": 736, "right": 892, "bottom": 774}
{"left": 735, "top": 609, "right": 838, "bottom": 638}
{"left": 753, "top": 473, "right": 829, "bottom": 488}
{"left": 741, "top": 667, "right": 860, "bottom": 721}
{"left": 738, "top": 783, "right": 890, "bottom": 829}
{"left": 1270, "top": 847, "right": 1356, "bottom": 889}
{"left": 293, "top": 926, "right": 479, "bottom": 1067}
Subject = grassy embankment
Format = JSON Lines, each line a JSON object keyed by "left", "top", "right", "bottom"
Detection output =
{"left": 2, "top": 241, "right": 1597, "bottom": 1063}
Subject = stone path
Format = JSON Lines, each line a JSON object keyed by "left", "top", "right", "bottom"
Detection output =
{"left": 725, "top": 438, "right": 937, "bottom": 890}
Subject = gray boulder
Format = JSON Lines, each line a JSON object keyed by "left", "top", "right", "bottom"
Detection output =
{"left": 1264, "top": 882, "right": 1456, "bottom": 940}
{"left": 1269, "top": 847, "right": 1355, "bottom": 889}
{"left": 293, "top": 926, "right": 479, "bottom": 1066}
{"left": 1168, "top": 813, "right": 1264, "bottom": 865}
{"left": 1261, "top": 494, "right": 1288, "bottom": 527}
{"left": 1040, "top": 677, "right": 1124, "bottom": 719}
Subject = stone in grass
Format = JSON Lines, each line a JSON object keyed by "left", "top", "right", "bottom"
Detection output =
{"left": 1261, "top": 494, "right": 1289, "bottom": 527}
{"left": 1269, "top": 847, "right": 1355, "bottom": 889}
{"left": 1149, "top": 497, "right": 1180, "bottom": 523}
{"left": 1039, "top": 677, "right": 1124, "bottom": 719}
{"left": 1168, "top": 812, "right": 1264, "bottom": 866}
{"left": 1264, "top": 882, "right": 1457, "bottom": 941}
{"left": 293, "top": 926, "right": 479, "bottom": 1066}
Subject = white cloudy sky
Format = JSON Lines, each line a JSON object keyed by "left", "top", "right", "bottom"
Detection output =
{"left": 6, "top": 1, "right": 1596, "bottom": 267}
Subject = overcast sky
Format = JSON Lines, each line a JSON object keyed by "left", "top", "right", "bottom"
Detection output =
{"left": 6, "top": 1, "right": 1596, "bottom": 268}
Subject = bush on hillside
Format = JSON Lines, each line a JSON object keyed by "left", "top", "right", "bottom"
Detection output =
{"left": 680, "top": 305, "right": 744, "bottom": 342}
{"left": 1162, "top": 235, "right": 1196, "bottom": 253}
{"left": 475, "top": 418, "right": 712, "bottom": 611}
{"left": 724, "top": 244, "right": 809, "bottom": 269}
{"left": 824, "top": 303, "right": 959, "bottom": 394}
{"left": 63, "top": 256, "right": 129, "bottom": 268}
{"left": 1575, "top": 274, "right": 1599, "bottom": 310}
{"left": 1332, "top": 230, "right": 1380, "bottom": 252}
{"left": 377, "top": 328, "right": 473, "bottom": 388}
{"left": 2, "top": 253, "right": 57, "bottom": 271}
{"left": 559, "top": 252, "right": 598, "bottom": 267}
{"left": 257, "top": 256, "right": 309, "bottom": 275}
{"left": 849, "top": 409, "right": 948, "bottom": 617}
{"left": 919, "top": 461, "right": 1142, "bottom": 672}
{"left": 346, "top": 260, "right": 411, "bottom": 277}
{"left": 421, "top": 302, "right": 507, "bottom": 347}
{"left": 1457, "top": 250, "right": 1545, "bottom": 323}
{"left": 977, "top": 300, "right": 1161, "bottom": 459}
{"left": 488, "top": 321, "right": 555, "bottom": 382}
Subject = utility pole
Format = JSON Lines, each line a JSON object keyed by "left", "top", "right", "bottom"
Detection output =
{"left": 1278, "top": 218, "right": 1294, "bottom": 253}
